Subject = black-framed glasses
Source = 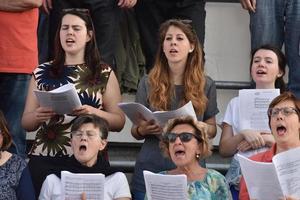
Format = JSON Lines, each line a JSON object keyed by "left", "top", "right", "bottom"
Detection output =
{"left": 163, "top": 132, "right": 201, "bottom": 143}
{"left": 71, "top": 130, "right": 100, "bottom": 140}
{"left": 268, "top": 107, "right": 298, "bottom": 117}
{"left": 62, "top": 8, "right": 90, "bottom": 14}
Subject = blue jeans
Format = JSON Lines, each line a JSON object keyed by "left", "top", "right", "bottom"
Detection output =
{"left": 132, "top": 190, "right": 145, "bottom": 200}
{"left": 0, "top": 73, "right": 31, "bottom": 157}
{"left": 249, "top": 0, "right": 300, "bottom": 97}
{"left": 225, "top": 157, "right": 241, "bottom": 189}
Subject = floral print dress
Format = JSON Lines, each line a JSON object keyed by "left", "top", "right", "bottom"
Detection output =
{"left": 158, "top": 169, "right": 232, "bottom": 200}
{"left": 29, "top": 62, "right": 111, "bottom": 157}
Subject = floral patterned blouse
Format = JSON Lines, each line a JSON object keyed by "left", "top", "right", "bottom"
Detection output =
{"left": 29, "top": 62, "right": 112, "bottom": 157}
{"left": 0, "top": 154, "right": 27, "bottom": 200}
{"left": 158, "top": 169, "right": 232, "bottom": 200}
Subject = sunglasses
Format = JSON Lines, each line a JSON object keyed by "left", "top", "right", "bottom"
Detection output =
{"left": 62, "top": 8, "right": 90, "bottom": 14}
{"left": 163, "top": 132, "right": 201, "bottom": 143}
{"left": 179, "top": 19, "right": 193, "bottom": 25}
{"left": 268, "top": 107, "right": 299, "bottom": 117}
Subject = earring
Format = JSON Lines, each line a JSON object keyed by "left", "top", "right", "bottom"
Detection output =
{"left": 196, "top": 154, "right": 200, "bottom": 159}
{"left": 189, "top": 49, "right": 193, "bottom": 53}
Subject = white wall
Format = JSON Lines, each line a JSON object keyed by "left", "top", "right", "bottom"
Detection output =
{"left": 109, "top": 2, "right": 252, "bottom": 145}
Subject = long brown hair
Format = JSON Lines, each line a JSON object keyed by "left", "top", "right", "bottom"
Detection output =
{"left": 148, "top": 19, "right": 207, "bottom": 115}
{"left": 0, "top": 110, "right": 12, "bottom": 150}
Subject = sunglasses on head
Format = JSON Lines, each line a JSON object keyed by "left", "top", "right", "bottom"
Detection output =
{"left": 163, "top": 132, "right": 201, "bottom": 143}
{"left": 62, "top": 8, "right": 90, "bottom": 14}
{"left": 178, "top": 19, "right": 192, "bottom": 25}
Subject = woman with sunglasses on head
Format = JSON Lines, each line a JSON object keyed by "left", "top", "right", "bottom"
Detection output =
{"left": 130, "top": 19, "right": 219, "bottom": 199}
{"left": 0, "top": 110, "right": 35, "bottom": 200}
{"left": 239, "top": 91, "right": 300, "bottom": 200}
{"left": 155, "top": 116, "right": 232, "bottom": 200}
{"left": 219, "top": 45, "right": 287, "bottom": 199}
{"left": 21, "top": 9, "right": 125, "bottom": 196}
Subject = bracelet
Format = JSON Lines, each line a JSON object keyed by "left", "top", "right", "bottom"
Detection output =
{"left": 136, "top": 126, "right": 143, "bottom": 138}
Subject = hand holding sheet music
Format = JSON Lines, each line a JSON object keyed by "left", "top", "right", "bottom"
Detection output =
{"left": 34, "top": 83, "right": 82, "bottom": 115}
{"left": 118, "top": 101, "right": 196, "bottom": 127}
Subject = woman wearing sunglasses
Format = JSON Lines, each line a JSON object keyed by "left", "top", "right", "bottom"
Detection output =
{"left": 130, "top": 19, "right": 219, "bottom": 199}
{"left": 21, "top": 9, "right": 125, "bottom": 196}
{"left": 239, "top": 91, "right": 300, "bottom": 200}
{"left": 156, "top": 116, "right": 232, "bottom": 199}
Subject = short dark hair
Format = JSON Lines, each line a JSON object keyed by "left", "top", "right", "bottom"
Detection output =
{"left": 268, "top": 91, "right": 300, "bottom": 126}
{"left": 0, "top": 110, "right": 12, "bottom": 150}
{"left": 71, "top": 114, "right": 109, "bottom": 139}
{"left": 250, "top": 44, "right": 287, "bottom": 93}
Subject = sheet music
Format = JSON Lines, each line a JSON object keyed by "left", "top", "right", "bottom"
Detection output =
{"left": 237, "top": 154, "right": 284, "bottom": 200}
{"left": 272, "top": 147, "right": 300, "bottom": 198}
{"left": 143, "top": 170, "right": 188, "bottom": 200}
{"left": 61, "top": 171, "right": 104, "bottom": 200}
{"left": 118, "top": 101, "right": 196, "bottom": 127}
{"left": 239, "top": 89, "right": 280, "bottom": 131}
{"left": 34, "top": 83, "right": 82, "bottom": 115}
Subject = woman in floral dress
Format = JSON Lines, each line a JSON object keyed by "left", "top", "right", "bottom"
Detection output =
{"left": 21, "top": 9, "right": 125, "bottom": 196}
{"left": 155, "top": 116, "right": 232, "bottom": 200}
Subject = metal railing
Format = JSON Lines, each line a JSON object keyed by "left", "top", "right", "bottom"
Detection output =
{"left": 208, "top": 0, "right": 239, "bottom": 3}
{"left": 216, "top": 80, "right": 251, "bottom": 90}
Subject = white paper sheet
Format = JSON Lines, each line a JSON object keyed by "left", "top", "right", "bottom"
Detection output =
{"left": 61, "top": 171, "right": 105, "bottom": 200}
{"left": 272, "top": 147, "right": 300, "bottom": 198}
{"left": 34, "top": 83, "right": 82, "bottom": 115}
{"left": 239, "top": 89, "right": 280, "bottom": 131}
{"left": 118, "top": 101, "right": 196, "bottom": 127}
{"left": 237, "top": 154, "right": 284, "bottom": 200}
{"left": 143, "top": 170, "right": 188, "bottom": 200}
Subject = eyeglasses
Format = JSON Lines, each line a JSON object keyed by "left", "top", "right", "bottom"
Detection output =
{"left": 268, "top": 107, "right": 299, "bottom": 117}
{"left": 62, "top": 8, "right": 90, "bottom": 14}
{"left": 71, "top": 130, "right": 100, "bottom": 140}
{"left": 163, "top": 132, "right": 201, "bottom": 143}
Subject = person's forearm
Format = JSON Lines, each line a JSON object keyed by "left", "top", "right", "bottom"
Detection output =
{"left": 219, "top": 134, "right": 245, "bottom": 157}
{"left": 0, "top": 0, "right": 42, "bottom": 12}
{"left": 206, "top": 123, "right": 217, "bottom": 139}
{"left": 93, "top": 109, "right": 125, "bottom": 132}
{"left": 131, "top": 125, "right": 145, "bottom": 140}
{"left": 22, "top": 112, "right": 40, "bottom": 132}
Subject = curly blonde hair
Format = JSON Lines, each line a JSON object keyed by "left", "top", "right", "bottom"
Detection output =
{"left": 159, "top": 116, "right": 212, "bottom": 160}
{"left": 148, "top": 19, "right": 207, "bottom": 115}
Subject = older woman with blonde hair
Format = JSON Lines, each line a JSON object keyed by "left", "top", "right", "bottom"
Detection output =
{"left": 158, "top": 116, "right": 232, "bottom": 200}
